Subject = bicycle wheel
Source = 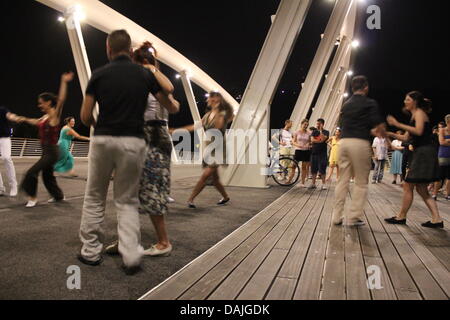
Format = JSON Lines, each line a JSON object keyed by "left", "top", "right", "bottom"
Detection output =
{"left": 272, "top": 157, "right": 301, "bottom": 187}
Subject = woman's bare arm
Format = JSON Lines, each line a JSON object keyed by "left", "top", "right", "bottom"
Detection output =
{"left": 387, "top": 110, "right": 426, "bottom": 137}
{"left": 7, "top": 112, "right": 42, "bottom": 126}
{"left": 55, "top": 72, "right": 75, "bottom": 119}
{"left": 144, "top": 65, "right": 175, "bottom": 94}
{"left": 155, "top": 92, "right": 180, "bottom": 114}
{"left": 67, "top": 128, "right": 90, "bottom": 141}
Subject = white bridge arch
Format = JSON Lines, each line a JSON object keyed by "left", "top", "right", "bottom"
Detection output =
{"left": 36, "top": 0, "right": 359, "bottom": 189}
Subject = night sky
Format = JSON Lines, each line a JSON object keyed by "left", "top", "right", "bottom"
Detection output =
{"left": 0, "top": 0, "right": 448, "bottom": 138}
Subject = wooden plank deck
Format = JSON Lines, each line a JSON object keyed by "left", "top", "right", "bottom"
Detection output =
{"left": 141, "top": 178, "right": 450, "bottom": 300}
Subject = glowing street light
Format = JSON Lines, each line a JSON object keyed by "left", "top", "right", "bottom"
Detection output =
{"left": 58, "top": 16, "right": 65, "bottom": 22}
{"left": 347, "top": 70, "right": 354, "bottom": 76}
{"left": 351, "top": 40, "right": 360, "bottom": 48}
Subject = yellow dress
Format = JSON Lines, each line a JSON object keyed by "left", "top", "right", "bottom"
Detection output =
{"left": 329, "top": 137, "right": 340, "bottom": 166}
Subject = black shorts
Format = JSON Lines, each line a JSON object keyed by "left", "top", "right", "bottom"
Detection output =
{"left": 311, "top": 152, "right": 328, "bottom": 175}
{"left": 295, "top": 150, "right": 311, "bottom": 162}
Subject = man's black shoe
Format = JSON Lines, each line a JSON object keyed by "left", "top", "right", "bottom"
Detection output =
{"left": 77, "top": 254, "right": 103, "bottom": 266}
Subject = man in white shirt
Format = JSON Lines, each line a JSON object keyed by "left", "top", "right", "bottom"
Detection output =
{"left": 272, "top": 120, "right": 294, "bottom": 182}
{"left": 280, "top": 120, "right": 293, "bottom": 154}
{"left": 372, "top": 135, "right": 389, "bottom": 183}
{"left": 0, "top": 106, "right": 18, "bottom": 197}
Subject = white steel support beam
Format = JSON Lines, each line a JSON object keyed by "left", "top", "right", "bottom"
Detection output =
{"left": 330, "top": 55, "right": 352, "bottom": 130}
{"left": 322, "top": 0, "right": 357, "bottom": 131}
{"left": 222, "top": 0, "right": 312, "bottom": 188}
{"left": 322, "top": 67, "right": 347, "bottom": 126}
{"left": 309, "top": 35, "right": 350, "bottom": 124}
{"left": 63, "top": 6, "right": 98, "bottom": 135}
{"left": 179, "top": 70, "right": 205, "bottom": 163}
{"left": 290, "top": 0, "right": 354, "bottom": 129}
{"left": 180, "top": 71, "right": 202, "bottom": 124}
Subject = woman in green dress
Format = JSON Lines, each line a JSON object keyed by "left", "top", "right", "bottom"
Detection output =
{"left": 54, "top": 117, "right": 89, "bottom": 176}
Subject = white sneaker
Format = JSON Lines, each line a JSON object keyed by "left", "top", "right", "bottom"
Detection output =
{"left": 143, "top": 244, "right": 173, "bottom": 257}
{"left": 167, "top": 196, "right": 175, "bottom": 203}
{"left": 26, "top": 200, "right": 37, "bottom": 208}
{"left": 9, "top": 187, "right": 18, "bottom": 197}
{"left": 321, "top": 186, "right": 328, "bottom": 190}
{"left": 308, "top": 184, "right": 317, "bottom": 190}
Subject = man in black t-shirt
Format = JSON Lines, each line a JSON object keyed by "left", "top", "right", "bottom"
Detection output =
{"left": 78, "top": 30, "right": 174, "bottom": 272}
{"left": 0, "top": 106, "right": 18, "bottom": 197}
{"left": 309, "top": 119, "right": 329, "bottom": 190}
{"left": 332, "top": 76, "right": 385, "bottom": 227}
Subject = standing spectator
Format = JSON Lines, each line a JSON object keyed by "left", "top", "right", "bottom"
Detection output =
{"left": 390, "top": 131, "right": 405, "bottom": 184}
{"left": 309, "top": 119, "right": 329, "bottom": 190}
{"left": 278, "top": 120, "right": 295, "bottom": 183}
{"left": 78, "top": 30, "right": 173, "bottom": 272}
{"left": 433, "top": 115, "right": 450, "bottom": 201}
{"left": 293, "top": 119, "right": 312, "bottom": 187}
{"left": 332, "top": 76, "right": 385, "bottom": 226}
{"left": 0, "top": 106, "right": 18, "bottom": 197}
{"left": 326, "top": 128, "right": 341, "bottom": 182}
{"left": 372, "top": 134, "right": 389, "bottom": 183}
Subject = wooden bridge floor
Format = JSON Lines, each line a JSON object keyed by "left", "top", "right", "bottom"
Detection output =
{"left": 141, "top": 179, "right": 450, "bottom": 300}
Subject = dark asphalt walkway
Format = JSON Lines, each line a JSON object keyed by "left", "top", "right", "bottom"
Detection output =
{"left": 0, "top": 159, "right": 287, "bottom": 300}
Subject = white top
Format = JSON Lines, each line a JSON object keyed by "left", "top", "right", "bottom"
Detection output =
{"left": 372, "top": 137, "right": 388, "bottom": 160}
{"left": 280, "top": 129, "right": 293, "bottom": 148}
{"left": 392, "top": 140, "right": 403, "bottom": 149}
{"left": 144, "top": 93, "right": 169, "bottom": 122}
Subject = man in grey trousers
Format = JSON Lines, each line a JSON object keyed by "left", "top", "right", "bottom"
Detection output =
{"left": 78, "top": 30, "right": 174, "bottom": 273}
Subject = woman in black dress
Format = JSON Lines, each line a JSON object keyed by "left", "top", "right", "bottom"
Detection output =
{"left": 385, "top": 91, "right": 443, "bottom": 228}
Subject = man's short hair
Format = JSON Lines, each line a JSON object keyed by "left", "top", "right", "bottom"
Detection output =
{"left": 446, "top": 115, "right": 450, "bottom": 123}
{"left": 351, "top": 75, "right": 369, "bottom": 92}
{"left": 317, "top": 118, "right": 325, "bottom": 125}
{"left": 107, "top": 30, "right": 131, "bottom": 54}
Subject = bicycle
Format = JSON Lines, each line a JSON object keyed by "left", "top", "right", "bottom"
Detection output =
{"left": 268, "top": 146, "right": 301, "bottom": 187}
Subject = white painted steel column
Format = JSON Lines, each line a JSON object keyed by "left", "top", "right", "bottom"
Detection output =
{"left": 309, "top": 36, "right": 350, "bottom": 124}
{"left": 179, "top": 70, "right": 205, "bottom": 163}
{"left": 63, "top": 6, "right": 98, "bottom": 138}
{"left": 322, "top": 0, "right": 357, "bottom": 131}
{"left": 322, "top": 67, "right": 347, "bottom": 126}
{"left": 290, "top": 0, "right": 354, "bottom": 129}
{"left": 222, "top": 0, "right": 312, "bottom": 188}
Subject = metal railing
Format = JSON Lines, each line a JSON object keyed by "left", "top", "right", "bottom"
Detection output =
{"left": 11, "top": 138, "right": 89, "bottom": 158}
